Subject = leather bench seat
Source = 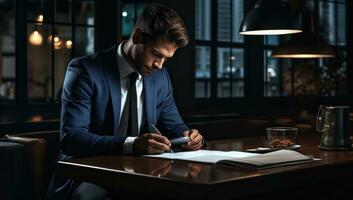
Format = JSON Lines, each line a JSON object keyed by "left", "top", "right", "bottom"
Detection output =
{"left": 0, "top": 131, "right": 60, "bottom": 200}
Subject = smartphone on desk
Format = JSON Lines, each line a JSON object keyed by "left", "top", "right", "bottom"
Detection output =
{"left": 170, "top": 136, "right": 208, "bottom": 152}
{"left": 170, "top": 136, "right": 190, "bottom": 147}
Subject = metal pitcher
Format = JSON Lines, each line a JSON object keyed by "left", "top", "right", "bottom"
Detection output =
{"left": 316, "top": 105, "right": 351, "bottom": 150}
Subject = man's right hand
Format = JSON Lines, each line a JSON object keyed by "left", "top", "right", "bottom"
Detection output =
{"left": 133, "top": 133, "right": 171, "bottom": 155}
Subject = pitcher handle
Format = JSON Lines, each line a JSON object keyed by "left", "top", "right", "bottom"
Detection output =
{"left": 316, "top": 105, "right": 326, "bottom": 133}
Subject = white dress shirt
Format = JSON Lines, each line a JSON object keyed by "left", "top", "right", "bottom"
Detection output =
{"left": 117, "top": 42, "right": 144, "bottom": 154}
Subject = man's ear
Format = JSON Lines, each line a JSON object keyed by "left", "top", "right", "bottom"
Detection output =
{"left": 132, "top": 28, "right": 143, "bottom": 44}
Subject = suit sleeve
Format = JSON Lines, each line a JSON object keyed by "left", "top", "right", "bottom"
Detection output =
{"left": 60, "top": 59, "right": 127, "bottom": 157}
{"left": 158, "top": 69, "right": 190, "bottom": 138}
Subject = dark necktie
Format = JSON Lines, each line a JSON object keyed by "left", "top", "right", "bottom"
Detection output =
{"left": 117, "top": 72, "right": 139, "bottom": 136}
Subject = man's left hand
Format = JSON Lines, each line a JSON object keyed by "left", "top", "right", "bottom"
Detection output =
{"left": 181, "top": 129, "right": 204, "bottom": 151}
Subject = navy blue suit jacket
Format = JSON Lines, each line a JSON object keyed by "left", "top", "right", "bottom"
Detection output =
{"left": 47, "top": 45, "right": 189, "bottom": 199}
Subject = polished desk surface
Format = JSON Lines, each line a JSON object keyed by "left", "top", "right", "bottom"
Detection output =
{"left": 56, "top": 133, "right": 353, "bottom": 199}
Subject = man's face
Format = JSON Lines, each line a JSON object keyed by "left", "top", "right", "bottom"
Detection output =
{"left": 133, "top": 38, "right": 178, "bottom": 76}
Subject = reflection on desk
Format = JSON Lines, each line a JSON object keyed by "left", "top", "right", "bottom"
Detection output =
{"left": 120, "top": 157, "right": 204, "bottom": 178}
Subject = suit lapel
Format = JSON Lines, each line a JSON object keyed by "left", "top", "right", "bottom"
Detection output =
{"left": 143, "top": 75, "right": 156, "bottom": 132}
{"left": 103, "top": 45, "right": 121, "bottom": 135}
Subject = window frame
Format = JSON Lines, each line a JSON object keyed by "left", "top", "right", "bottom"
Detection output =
{"left": 195, "top": 0, "right": 246, "bottom": 99}
{"left": 0, "top": 0, "right": 96, "bottom": 108}
{"left": 26, "top": 0, "right": 95, "bottom": 103}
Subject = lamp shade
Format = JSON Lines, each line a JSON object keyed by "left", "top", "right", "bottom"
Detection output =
{"left": 272, "top": 10, "right": 335, "bottom": 58}
{"left": 239, "top": 0, "right": 302, "bottom": 35}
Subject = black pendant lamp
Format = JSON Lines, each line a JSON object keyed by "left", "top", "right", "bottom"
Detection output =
{"left": 272, "top": 10, "right": 335, "bottom": 58}
{"left": 239, "top": 0, "right": 302, "bottom": 35}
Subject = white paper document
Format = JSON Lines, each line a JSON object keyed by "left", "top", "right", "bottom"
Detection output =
{"left": 144, "top": 150, "right": 258, "bottom": 164}
{"left": 144, "top": 149, "right": 317, "bottom": 170}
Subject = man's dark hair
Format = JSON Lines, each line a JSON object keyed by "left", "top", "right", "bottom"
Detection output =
{"left": 134, "top": 4, "right": 189, "bottom": 48}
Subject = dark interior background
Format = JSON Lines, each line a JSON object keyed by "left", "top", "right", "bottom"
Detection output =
{"left": 0, "top": 0, "right": 352, "bottom": 138}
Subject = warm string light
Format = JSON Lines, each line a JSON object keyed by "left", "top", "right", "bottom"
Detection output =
{"left": 35, "top": 13, "right": 44, "bottom": 25}
{"left": 47, "top": 34, "right": 63, "bottom": 50}
{"left": 65, "top": 40, "right": 73, "bottom": 49}
{"left": 28, "top": 29, "right": 43, "bottom": 46}
{"left": 47, "top": 34, "right": 73, "bottom": 50}
{"left": 29, "top": 0, "right": 73, "bottom": 50}
{"left": 53, "top": 36, "right": 62, "bottom": 50}
{"left": 36, "top": 0, "right": 44, "bottom": 24}
{"left": 29, "top": 0, "right": 44, "bottom": 45}
{"left": 65, "top": 0, "right": 73, "bottom": 50}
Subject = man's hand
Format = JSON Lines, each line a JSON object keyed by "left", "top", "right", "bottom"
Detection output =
{"left": 133, "top": 133, "right": 171, "bottom": 155}
{"left": 181, "top": 129, "right": 204, "bottom": 151}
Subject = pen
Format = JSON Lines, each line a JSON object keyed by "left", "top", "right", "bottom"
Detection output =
{"left": 151, "top": 124, "right": 174, "bottom": 153}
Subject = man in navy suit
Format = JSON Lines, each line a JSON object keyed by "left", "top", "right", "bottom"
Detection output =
{"left": 47, "top": 3, "right": 204, "bottom": 200}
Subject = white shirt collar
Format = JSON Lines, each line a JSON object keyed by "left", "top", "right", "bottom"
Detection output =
{"left": 117, "top": 42, "right": 142, "bottom": 80}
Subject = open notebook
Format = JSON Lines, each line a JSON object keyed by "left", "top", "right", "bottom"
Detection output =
{"left": 145, "top": 149, "right": 317, "bottom": 170}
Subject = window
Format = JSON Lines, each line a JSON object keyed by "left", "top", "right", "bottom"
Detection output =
{"left": 26, "top": 0, "right": 95, "bottom": 102}
{"left": 264, "top": 36, "right": 281, "bottom": 97}
{"left": 266, "top": 0, "right": 347, "bottom": 97}
{"left": 195, "top": 0, "right": 244, "bottom": 98}
{"left": 195, "top": 46, "right": 211, "bottom": 98}
{"left": 217, "top": 47, "right": 244, "bottom": 97}
{"left": 195, "top": 0, "right": 211, "bottom": 41}
{"left": 0, "top": 0, "right": 15, "bottom": 102}
{"left": 263, "top": 35, "right": 294, "bottom": 97}
{"left": 121, "top": 2, "right": 147, "bottom": 39}
{"left": 195, "top": 0, "right": 211, "bottom": 98}
{"left": 318, "top": 0, "right": 347, "bottom": 96}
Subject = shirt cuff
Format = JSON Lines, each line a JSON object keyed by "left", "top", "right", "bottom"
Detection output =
{"left": 122, "top": 137, "right": 137, "bottom": 154}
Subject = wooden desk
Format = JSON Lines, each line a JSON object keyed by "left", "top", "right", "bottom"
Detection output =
{"left": 56, "top": 134, "right": 353, "bottom": 200}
